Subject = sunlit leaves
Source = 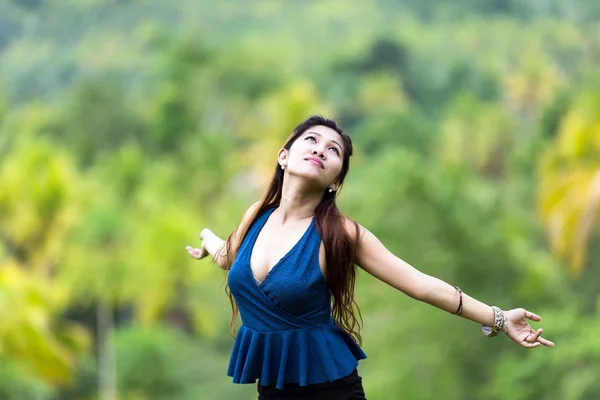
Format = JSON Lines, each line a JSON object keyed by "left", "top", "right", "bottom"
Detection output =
{"left": 538, "top": 87, "right": 600, "bottom": 276}
{"left": 0, "top": 129, "right": 93, "bottom": 387}
{"left": 0, "top": 262, "right": 89, "bottom": 385}
{"left": 0, "top": 134, "right": 81, "bottom": 274}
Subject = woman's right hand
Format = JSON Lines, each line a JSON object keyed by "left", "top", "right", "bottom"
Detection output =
{"left": 187, "top": 228, "right": 228, "bottom": 269}
{"left": 186, "top": 241, "right": 208, "bottom": 260}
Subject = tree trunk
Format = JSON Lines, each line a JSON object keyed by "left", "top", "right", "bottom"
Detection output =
{"left": 98, "top": 301, "right": 117, "bottom": 400}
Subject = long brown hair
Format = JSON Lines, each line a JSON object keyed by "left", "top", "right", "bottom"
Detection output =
{"left": 223, "top": 115, "right": 363, "bottom": 344}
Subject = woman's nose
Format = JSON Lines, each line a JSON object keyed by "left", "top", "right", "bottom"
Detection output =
{"left": 312, "top": 148, "right": 325, "bottom": 158}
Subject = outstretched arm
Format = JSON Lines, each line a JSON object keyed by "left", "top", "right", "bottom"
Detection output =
{"left": 349, "top": 221, "right": 554, "bottom": 348}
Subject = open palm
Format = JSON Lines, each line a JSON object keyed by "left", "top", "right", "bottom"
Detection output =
{"left": 504, "top": 308, "right": 555, "bottom": 348}
{"left": 186, "top": 242, "right": 208, "bottom": 260}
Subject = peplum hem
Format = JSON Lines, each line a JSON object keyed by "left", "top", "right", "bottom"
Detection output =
{"left": 227, "top": 322, "right": 367, "bottom": 390}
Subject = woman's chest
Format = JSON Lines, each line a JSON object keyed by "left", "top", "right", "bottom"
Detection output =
{"left": 250, "top": 222, "right": 327, "bottom": 283}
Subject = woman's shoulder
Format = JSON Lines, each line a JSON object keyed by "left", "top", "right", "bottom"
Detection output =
{"left": 244, "top": 201, "right": 262, "bottom": 219}
{"left": 237, "top": 201, "right": 262, "bottom": 230}
{"left": 341, "top": 215, "right": 367, "bottom": 243}
{"left": 229, "top": 202, "right": 262, "bottom": 243}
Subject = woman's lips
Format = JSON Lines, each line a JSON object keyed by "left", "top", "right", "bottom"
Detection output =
{"left": 306, "top": 157, "right": 324, "bottom": 169}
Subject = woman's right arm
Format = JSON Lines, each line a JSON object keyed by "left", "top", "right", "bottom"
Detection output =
{"left": 197, "top": 228, "right": 227, "bottom": 269}
{"left": 186, "top": 202, "right": 260, "bottom": 270}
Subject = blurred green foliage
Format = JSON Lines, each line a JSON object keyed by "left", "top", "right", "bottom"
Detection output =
{"left": 1, "top": 0, "right": 599, "bottom": 399}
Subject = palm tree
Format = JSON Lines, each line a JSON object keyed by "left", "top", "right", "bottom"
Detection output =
{"left": 0, "top": 132, "right": 89, "bottom": 386}
{"left": 538, "top": 87, "right": 600, "bottom": 276}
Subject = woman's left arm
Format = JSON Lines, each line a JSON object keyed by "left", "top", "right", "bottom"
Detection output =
{"left": 350, "top": 221, "right": 554, "bottom": 348}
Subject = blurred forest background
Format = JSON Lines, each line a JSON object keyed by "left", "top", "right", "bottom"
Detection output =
{"left": 1, "top": 0, "right": 600, "bottom": 399}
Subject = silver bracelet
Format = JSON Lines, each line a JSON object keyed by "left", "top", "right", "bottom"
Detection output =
{"left": 481, "top": 306, "right": 507, "bottom": 337}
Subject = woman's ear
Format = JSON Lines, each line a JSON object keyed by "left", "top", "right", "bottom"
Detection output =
{"left": 277, "top": 148, "right": 288, "bottom": 168}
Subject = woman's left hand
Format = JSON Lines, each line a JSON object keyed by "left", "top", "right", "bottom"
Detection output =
{"left": 504, "top": 308, "right": 555, "bottom": 348}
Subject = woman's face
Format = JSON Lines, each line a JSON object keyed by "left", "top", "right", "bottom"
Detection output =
{"left": 279, "top": 125, "right": 345, "bottom": 191}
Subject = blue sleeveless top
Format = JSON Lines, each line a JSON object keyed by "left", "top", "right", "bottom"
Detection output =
{"left": 226, "top": 207, "right": 367, "bottom": 389}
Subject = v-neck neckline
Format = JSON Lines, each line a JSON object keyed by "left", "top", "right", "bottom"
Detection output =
{"left": 248, "top": 207, "right": 315, "bottom": 287}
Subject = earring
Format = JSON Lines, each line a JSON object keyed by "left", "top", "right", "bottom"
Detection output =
{"left": 280, "top": 164, "right": 285, "bottom": 169}
{"left": 328, "top": 188, "right": 333, "bottom": 193}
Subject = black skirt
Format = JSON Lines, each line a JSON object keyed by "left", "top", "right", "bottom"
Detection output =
{"left": 257, "top": 369, "right": 367, "bottom": 400}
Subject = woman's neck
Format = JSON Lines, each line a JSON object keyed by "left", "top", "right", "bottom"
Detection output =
{"left": 276, "top": 177, "right": 323, "bottom": 224}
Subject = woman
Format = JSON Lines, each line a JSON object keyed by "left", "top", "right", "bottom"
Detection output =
{"left": 186, "top": 115, "right": 554, "bottom": 399}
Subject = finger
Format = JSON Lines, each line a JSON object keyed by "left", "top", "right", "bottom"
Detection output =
{"left": 524, "top": 310, "right": 542, "bottom": 322}
{"left": 530, "top": 328, "right": 543, "bottom": 342}
{"left": 186, "top": 247, "right": 200, "bottom": 258}
{"left": 537, "top": 336, "right": 555, "bottom": 347}
{"left": 521, "top": 341, "right": 541, "bottom": 348}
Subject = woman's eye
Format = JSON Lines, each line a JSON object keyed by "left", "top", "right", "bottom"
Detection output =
{"left": 329, "top": 147, "right": 340, "bottom": 155}
{"left": 305, "top": 135, "right": 316, "bottom": 142}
